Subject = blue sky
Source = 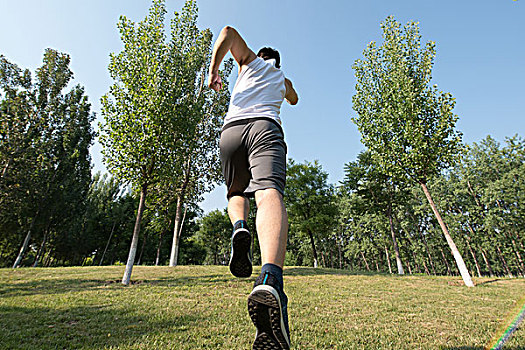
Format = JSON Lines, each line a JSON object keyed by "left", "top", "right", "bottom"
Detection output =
{"left": 1, "top": 0, "right": 523, "bottom": 213}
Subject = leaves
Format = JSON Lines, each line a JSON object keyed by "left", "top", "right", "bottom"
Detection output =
{"left": 0, "top": 50, "right": 95, "bottom": 266}
{"left": 352, "top": 16, "right": 463, "bottom": 184}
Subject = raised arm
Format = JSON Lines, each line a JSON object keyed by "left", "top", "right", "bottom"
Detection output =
{"left": 285, "top": 78, "right": 298, "bottom": 105}
{"left": 208, "top": 26, "right": 257, "bottom": 91}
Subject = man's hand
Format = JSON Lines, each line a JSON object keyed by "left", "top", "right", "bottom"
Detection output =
{"left": 208, "top": 70, "right": 222, "bottom": 92}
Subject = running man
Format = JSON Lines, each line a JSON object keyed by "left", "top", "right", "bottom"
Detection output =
{"left": 208, "top": 26, "right": 298, "bottom": 350}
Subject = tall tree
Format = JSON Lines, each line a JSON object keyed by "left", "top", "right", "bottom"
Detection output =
{"left": 0, "top": 50, "right": 94, "bottom": 268}
{"left": 343, "top": 151, "right": 409, "bottom": 274}
{"left": 352, "top": 16, "right": 474, "bottom": 286}
{"left": 285, "top": 159, "right": 337, "bottom": 267}
{"left": 100, "top": 0, "right": 231, "bottom": 284}
{"left": 161, "top": 0, "right": 233, "bottom": 267}
{"left": 194, "top": 209, "right": 231, "bottom": 265}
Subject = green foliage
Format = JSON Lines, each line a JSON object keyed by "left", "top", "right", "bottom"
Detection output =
{"left": 351, "top": 16, "right": 475, "bottom": 287}
{"left": 352, "top": 16, "right": 463, "bottom": 183}
{"left": 337, "top": 136, "right": 525, "bottom": 278}
{"left": 0, "top": 49, "right": 94, "bottom": 267}
{"left": 100, "top": 0, "right": 232, "bottom": 193}
{"left": 285, "top": 159, "right": 337, "bottom": 267}
{"left": 194, "top": 209, "right": 231, "bottom": 265}
{"left": 99, "top": 0, "right": 233, "bottom": 275}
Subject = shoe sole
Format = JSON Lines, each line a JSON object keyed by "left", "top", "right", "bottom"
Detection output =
{"left": 229, "top": 228, "right": 252, "bottom": 278}
{"left": 248, "top": 285, "right": 290, "bottom": 350}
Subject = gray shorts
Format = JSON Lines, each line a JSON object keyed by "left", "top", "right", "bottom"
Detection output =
{"left": 220, "top": 118, "right": 287, "bottom": 199}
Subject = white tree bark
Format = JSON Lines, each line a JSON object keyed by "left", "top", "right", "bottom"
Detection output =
{"left": 169, "top": 195, "right": 183, "bottom": 267}
{"left": 420, "top": 182, "right": 474, "bottom": 287}
{"left": 122, "top": 185, "right": 147, "bottom": 286}
{"left": 387, "top": 203, "right": 404, "bottom": 275}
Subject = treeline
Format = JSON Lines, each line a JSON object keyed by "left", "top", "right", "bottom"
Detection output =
{"left": 1, "top": 50, "right": 95, "bottom": 268}
{"left": 0, "top": 49, "right": 218, "bottom": 268}
{"left": 1, "top": 4, "right": 523, "bottom": 280}
{"left": 194, "top": 142, "right": 525, "bottom": 279}
{"left": 1, "top": 49, "right": 523, "bottom": 276}
{"left": 336, "top": 137, "right": 525, "bottom": 278}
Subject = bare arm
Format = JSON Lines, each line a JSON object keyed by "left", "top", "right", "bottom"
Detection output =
{"left": 208, "top": 26, "right": 257, "bottom": 91}
{"left": 285, "top": 78, "right": 298, "bottom": 105}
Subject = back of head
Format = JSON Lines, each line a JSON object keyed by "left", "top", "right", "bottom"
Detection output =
{"left": 257, "top": 47, "right": 281, "bottom": 68}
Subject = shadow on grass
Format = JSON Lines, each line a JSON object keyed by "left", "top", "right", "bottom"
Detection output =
{"left": 475, "top": 279, "right": 502, "bottom": 286}
{"left": 0, "top": 304, "right": 200, "bottom": 349}
{"left": 0, "top": 273, "right": 238, "bottom": 298}
{"left": 284, "top": 267, "right": 388, "bottom": 277}
{"left": 0, "top": 278, "right": 121, "bottom": 297}
{"left": 442, "top": 346, "right": 525, "bottom": 349}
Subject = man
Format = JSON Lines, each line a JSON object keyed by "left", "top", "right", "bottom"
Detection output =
{"left": 208, "top": 26, "right": 298, "bottom": 350}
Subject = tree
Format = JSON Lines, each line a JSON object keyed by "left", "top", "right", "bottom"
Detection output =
{"left": 194, "top": 209, "right": 231, "bottom": 265}
{"left": 160, "top": 0, "right": 233, "bottom": 267}
{"left": 0, "top": 50, "right": 94, "bottom": 268}
{"left": 342, "top": 151, "right": 409, "bottom": 274}
{"left": 100, "top": 0, "right": 231, "bottom": 284}
{"left": 285, "top": 159, "right": 337, "bottom": 267}
{"left": 352, "top": 16, "right": 474, "bottom": 286}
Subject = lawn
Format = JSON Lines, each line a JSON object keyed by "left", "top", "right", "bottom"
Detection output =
{"left": 0, "top": 266, "right": 523, "bottom": 349}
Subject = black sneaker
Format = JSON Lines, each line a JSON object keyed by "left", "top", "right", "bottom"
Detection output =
{"left": 228, "top": 223, "right": 252, "bottom": 278}
{"left": 248, "top": 272, "right": 290, "bottom": 350}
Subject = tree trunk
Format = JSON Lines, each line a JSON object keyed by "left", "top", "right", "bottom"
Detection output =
{"left": 496, "top": 244, "right": 513, "bottom": 278}
{"left": 169, "top": 195, "right": 187, "bottom": 267}
{"left": 12, "top": 217, "right": 38, "bottom": 268}
{"left": 122, "top": 184, "right": 148, "bottom": 286}
{"left": 329, "top": 243, "right": 334, "bottom": 268}
{"left": 454, "top": 208, "right": 482, "bottom": 278}
{"left": 392, "top": 213, "right": 420, "bottom": 274}
{"left": 420, "top": 182, "right": 474, "bottom": 287}
{"left": 169, "top": 157, "right": 191, "bottom": 267}
{"left": 1, "top": 157, "right": 11, "bottom": 179}
{"left": 99, "top": 221, "right": 116, "bottom": 266}
{"left": 360, "top": 251, "right": 370, "bottom": 271}
{"left": 12, "top": 164, "right": 59, "bottom": 268}
{"left": 466, "top": 179, "right": 483, "bottom": 208}
{"left": 422, "top": 259, "right": 430, "bottom": 275}
{"left": 155, "top": 229, "right": 165, "bottom": 266}
{"left": 465, "top": 239, "right": 482, "bottom": 278}
{"left": 307, "top": 229, "right": 319, "bottom": 268}
{"left": 510, "top": 237, "right": 525, "bottom": 277}
{"left": 480, "top": 248, "right": 495, "bottom": 277}
{"left": 440, "top": 247, "right": 452, "bottom": 276}
{"left": 387, "top": 202, "right": 404, "bottom": 274}
{"left": 32, "top": 229, "right": 48, "bottom": 267}
{"left": 338, "top": 231, "right": 343, "bottom": 269}
{"left": 409, "top": 210, "right": 436, "bottom": 275}
{"left": 137, "top": 230, "right": 149, "bottom": 265}
{"left": 411, "top": 251, "right": 420, "bottom": 273}
{"left": 385, "top": 245, "right": 392, "bottom": 274}
{"left": 43, "top": 251, "right": 52, "bottom": 267}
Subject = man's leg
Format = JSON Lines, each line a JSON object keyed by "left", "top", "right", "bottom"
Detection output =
{"left": 248, "top": 188, "right": 290, "bottom": 349}
{"left": 254, "top": 188, "right": 287, "bottom": 267}
{"left": 227, "top": 195, "right": 249, "bottom": 224}
{"left": 227, "top": 195, "right": 252, "bottom": 278}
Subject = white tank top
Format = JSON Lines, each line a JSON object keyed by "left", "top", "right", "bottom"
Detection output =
{"left": 224, "top": 57, "right": 286, "bottom": 126}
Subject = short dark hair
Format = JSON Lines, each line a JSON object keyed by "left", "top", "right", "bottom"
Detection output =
{"left": 257, "top": 47, "right": 280, "bottom": 68}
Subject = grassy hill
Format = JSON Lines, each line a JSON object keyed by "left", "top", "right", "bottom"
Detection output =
{"left": 0, "top": 266, "right": 524, "bottom": 349}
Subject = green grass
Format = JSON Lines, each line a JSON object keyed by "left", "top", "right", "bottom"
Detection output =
{"left": 0, "top": 266, "right": 524, "bottom": 349}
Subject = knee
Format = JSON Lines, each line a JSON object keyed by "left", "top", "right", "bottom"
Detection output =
{"left": 255, "top": 188, "right": 283, "bottom": 207}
